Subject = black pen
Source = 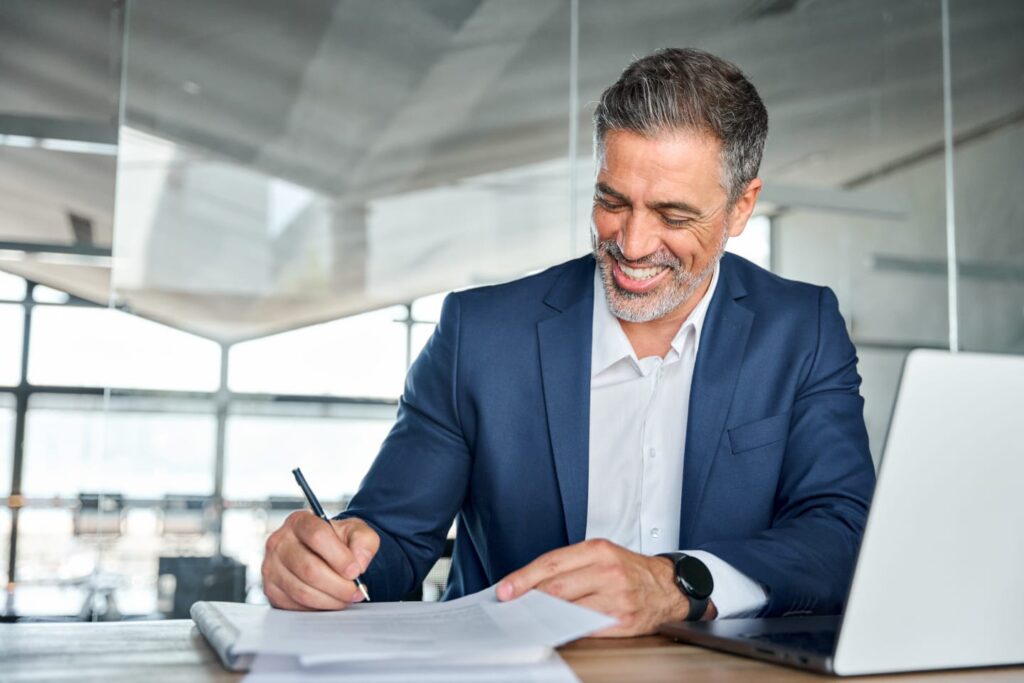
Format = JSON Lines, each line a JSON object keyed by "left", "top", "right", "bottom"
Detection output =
{"left": 291, "top": 467, "right": 371, "bottom": 602}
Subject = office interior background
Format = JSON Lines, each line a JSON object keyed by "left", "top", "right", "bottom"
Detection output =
{"left": 0, "top": 0, "right": 1020, "bottom": 620}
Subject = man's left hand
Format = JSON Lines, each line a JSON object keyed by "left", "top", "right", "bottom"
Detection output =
{"left": 496, "top": 538, "right": 714, "bottom": 637}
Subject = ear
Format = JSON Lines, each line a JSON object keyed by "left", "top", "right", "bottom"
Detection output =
{"left": 726, "top": 178, "right": 763, "bottom": 238}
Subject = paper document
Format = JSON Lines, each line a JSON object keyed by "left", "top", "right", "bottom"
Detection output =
{"left": 244, "top": 652, "right": 580, "bottom": 683}
{"left": 234, "top": 586, "right": 615, "bottom": 664}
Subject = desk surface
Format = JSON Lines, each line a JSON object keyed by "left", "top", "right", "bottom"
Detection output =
{"left": 2, "top": 621, "right": 1022, "bottom": 682}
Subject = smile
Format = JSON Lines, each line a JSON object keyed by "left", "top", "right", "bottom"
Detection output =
{"left": 611, "top": 260, "right": 671, "bottom": 293}
{"left": 619, "top": 264, "right": 666, "bottom": 280}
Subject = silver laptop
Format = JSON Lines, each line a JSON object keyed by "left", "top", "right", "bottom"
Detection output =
{"left": 661, "top": 349, "right": 1024, "bottom": 676}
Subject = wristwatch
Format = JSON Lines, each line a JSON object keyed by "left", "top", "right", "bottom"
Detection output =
{"left": 657, "top": 552, "right": 714, "bottom": 621}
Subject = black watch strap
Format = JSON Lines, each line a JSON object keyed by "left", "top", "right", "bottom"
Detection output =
{"left": 657, "top": 552, "right": 713, "bottom": 621}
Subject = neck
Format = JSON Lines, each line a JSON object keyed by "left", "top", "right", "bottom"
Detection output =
{"left": 618, "top": 271, "right": 714, "bottom": 359}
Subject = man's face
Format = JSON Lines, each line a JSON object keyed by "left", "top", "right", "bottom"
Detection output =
{"left": 591, "top": 129, "right": 752, "bottom": 323}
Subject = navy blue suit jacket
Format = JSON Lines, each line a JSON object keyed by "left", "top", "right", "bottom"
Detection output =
{"left": 343, "top": 253, "right": 876, "bottom": 617}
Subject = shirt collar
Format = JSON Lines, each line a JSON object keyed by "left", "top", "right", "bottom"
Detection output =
{"left": 591, "top": 261, "right": 721, "bottom": 378}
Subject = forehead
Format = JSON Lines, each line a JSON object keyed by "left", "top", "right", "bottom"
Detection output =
{"left": 597, "top": 129, "right": 725, "bottom": 201}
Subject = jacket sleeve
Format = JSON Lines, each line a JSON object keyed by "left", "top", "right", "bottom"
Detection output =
{"left": 696, "top": 287, "right": 877, "bottom": 616}
{"left": 336, "top": 293, "right": 470, "bottom": 601}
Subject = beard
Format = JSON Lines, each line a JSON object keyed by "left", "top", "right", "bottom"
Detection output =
{"left": 593, "top": 230, "right": 727, "bottom": 323}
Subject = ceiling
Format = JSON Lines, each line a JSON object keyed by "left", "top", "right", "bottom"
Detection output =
{"left": 0, "top": 0, "right": 1021, "bottom": 341}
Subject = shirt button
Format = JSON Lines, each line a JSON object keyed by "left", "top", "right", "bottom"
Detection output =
{"left": 650, "top": 528, "right": 660, "bottom": 539}
{"left": 647, "top": 447, "right": 656, "bottom": 459}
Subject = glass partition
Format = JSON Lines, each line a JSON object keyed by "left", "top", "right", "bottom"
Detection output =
{"left": 2, "top": 0, "right": 1018, "bottom": 620}
{"left": 96, "top": 0, "right": 576, "bottom": 615}
{"left": 950, "top": 0, "right": 1024, "bottom": 354}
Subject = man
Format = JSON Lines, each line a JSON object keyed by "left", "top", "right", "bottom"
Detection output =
{"left": 262, "top": 48, "right": 876, "bottom": 636}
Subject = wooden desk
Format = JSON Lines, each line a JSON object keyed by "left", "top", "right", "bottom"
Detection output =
{"left": 2, "top": 621, "right": 1022, "bottom": 682}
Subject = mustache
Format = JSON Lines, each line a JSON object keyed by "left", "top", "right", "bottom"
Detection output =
{"left": 597, "top": 240, "right": 681, "bottom": 270}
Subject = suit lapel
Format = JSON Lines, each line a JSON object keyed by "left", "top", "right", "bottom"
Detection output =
{"left": 537, "top": 257, "right": 594, "bottom": 545}
{"left": 679, "top": 258, "right": 753, "bottom": 545}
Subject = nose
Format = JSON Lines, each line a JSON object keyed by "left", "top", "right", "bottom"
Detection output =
{"left": 617, "top": 212, "right": 661, "bottom": 263}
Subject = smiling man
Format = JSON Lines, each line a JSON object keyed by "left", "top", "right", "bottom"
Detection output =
{"left": 262, "top": 48, "right": 876, "bottom": 636}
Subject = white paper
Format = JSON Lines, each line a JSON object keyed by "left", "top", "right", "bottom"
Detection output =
{"left": 243, "top": 651, "right": 581, "bottom": 683}
{"left": 234, "top": 586, "right": 615, "bottom": 663}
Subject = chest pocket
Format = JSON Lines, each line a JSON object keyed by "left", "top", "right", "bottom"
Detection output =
{"left": 728, "top": 411, "right": 791, "bottom": 454}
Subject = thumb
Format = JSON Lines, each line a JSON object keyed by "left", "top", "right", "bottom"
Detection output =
{"left": 336, "top": 518, "right": 380, "bottom": 572}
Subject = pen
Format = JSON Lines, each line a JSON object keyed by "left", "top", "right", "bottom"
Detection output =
{"left": 291, "top": 467, "right": 371, "bottom": 602}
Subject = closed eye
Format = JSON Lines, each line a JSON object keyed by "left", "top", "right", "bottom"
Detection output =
{"left": 595, "top": 195, "right": 626, "bottom": 211}
{"left": 661, "top": 214, "right": 692, "bottom": 228}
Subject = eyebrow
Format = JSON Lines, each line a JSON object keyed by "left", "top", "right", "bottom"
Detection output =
{"left": 594, "top": 183, "right": 629, "bottom": 203}
{"left": 595, "top": 183, "right": 702, "bottom": 216}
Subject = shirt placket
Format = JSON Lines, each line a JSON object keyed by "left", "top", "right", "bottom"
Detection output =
{"left": 638, "top": 360, "right": 664, "bottom": 555}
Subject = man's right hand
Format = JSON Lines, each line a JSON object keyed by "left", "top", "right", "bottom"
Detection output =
{"left": 261, "top": 511, "right": 380, "bottom": 610}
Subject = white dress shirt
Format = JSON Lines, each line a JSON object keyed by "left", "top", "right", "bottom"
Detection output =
{"left": 585, "top": 264, "right": 768, "bottom": 618}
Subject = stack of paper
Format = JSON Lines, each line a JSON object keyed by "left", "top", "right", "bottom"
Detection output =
{"left": 228, "top": 587, "right": 616, "bottom": 682}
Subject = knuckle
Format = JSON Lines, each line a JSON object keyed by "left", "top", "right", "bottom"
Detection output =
{"left": 264, "top": 532, "right": 279, "bottom": 555}
{"left": 308, "top": 525, "right": 332, "bottom": 549}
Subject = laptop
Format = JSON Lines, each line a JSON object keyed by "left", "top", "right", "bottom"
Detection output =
{"left": 660, "top": 349, "right": 1024, "bottom": 676}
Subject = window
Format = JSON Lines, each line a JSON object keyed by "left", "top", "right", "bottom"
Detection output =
{"left": 229, "top": 306, "right": 408, "bottom": 398}
{"left": 0, "top": 271, "right": 26, "bottom": 301}
{"left": 28, "top": 306, "right": 221, "bottom": 391}
{"left": 410, "top": 292, "right": 445, "bottom": 325}
{"left": 0, "top": 304, "right": 24, "bottom": 385}
{"left": 22, "top": 395, "right": 217, "bottom": 498}
{"left": 32, "top": 284, "right": 71, "bottom": 304}
{"left": 726, "top": 214, "right": 771, "bottom": 270}
{"left": 223, "top": 412, "right": 393, "bottom": 500}
{"left": 0, "top": 507, "right": 9, "bottom": 585}
{"left": 0, "top": 394, "right": 14, "bottom": 495}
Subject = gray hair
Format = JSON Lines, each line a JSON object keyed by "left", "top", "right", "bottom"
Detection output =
{"left": 593, "top": 47, "right": 768, "bottom": 205}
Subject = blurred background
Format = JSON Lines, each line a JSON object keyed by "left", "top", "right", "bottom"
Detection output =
{"left": 0, "top": 0, "right": 1020, "bottom": 620}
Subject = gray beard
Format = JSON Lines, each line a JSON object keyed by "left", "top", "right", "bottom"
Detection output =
{"left": 593, "top": 234, "right": 726, "bottom": 323}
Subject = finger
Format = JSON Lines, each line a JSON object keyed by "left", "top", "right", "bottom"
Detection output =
{"left": 574, "top": 594, "right": 633, "bottom": 637}
{"left": 535, "top": 564, "right": 606, "bottom": 603}
{"left": 574, "top": 591, "right": 622, "bottom": 617}
{"left": 267, "top": 554, "right": 351, "bottom": 610}
{"left": 263, "top": 578, "right": 306, "bottom": 611}
{"left": 278, "top": 535, "right": 365, "bottom": 603}
{"left": 334, "top": 519, "right": 380, "bottom": 573}
{"left": 292, "top": 513, "right": 361, "bottom": 579}
{"left": 498, "top": 539, "right": 614, "bottom": 600}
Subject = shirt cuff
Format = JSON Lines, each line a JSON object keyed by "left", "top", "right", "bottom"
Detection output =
{"left": 681, "top": 549, "right": 767, "bottom": 619}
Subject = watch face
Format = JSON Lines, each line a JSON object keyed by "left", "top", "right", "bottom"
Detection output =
{"left": 677, "top": 555, "right": 714, "bottom": 600}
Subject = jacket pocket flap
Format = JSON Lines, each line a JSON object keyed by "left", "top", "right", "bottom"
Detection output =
{"left": 728, "top": 412, "right": 791, "bottom": 454}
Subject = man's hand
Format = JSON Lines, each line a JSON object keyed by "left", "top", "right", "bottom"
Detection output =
{"left": 496, "top": 539, "right": 714, "bottom": 637}
{"left": 262, "top": 511, "right": 379, "bottom": 610}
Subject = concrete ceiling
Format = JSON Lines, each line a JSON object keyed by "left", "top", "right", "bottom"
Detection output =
{"left": 0, "top": 0, "right": 1021, "bottom": 341}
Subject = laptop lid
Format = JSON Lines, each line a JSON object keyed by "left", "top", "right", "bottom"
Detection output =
{"left": 833, "top": 350, "right": 1024, "bottom": 675}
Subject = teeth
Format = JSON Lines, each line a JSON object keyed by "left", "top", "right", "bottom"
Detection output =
{"left": 619, "top": 263, "right": 666, "bottom": 281}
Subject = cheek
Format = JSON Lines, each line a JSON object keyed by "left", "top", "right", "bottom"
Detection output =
{"left": 663, "top": 233, "right": 702, "bottom": 266}
{"left": 591, "top": 209, "right": 620, "bottom": 242}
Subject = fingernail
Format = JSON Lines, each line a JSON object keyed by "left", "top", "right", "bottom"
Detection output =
{"left": 350, "top": 591, "right": 365, "bottom": 603}
{"left": 344, "top": 562, "right": 361, "bottom": 580}
{"left": 497, "top": 582, "right": 514, "bottom": 601}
